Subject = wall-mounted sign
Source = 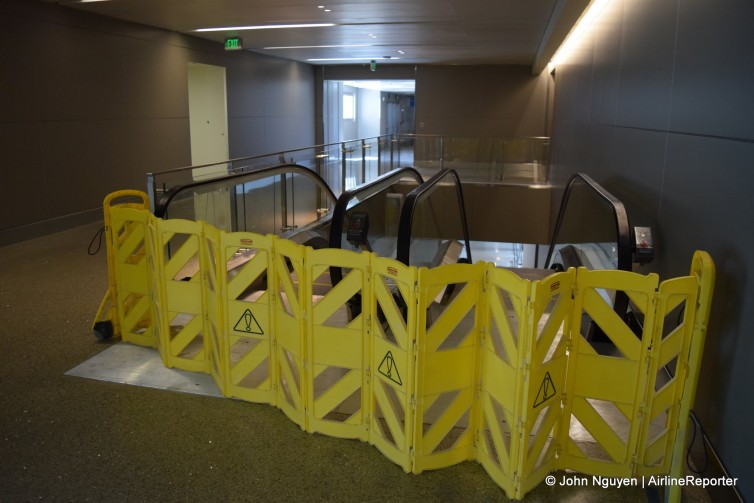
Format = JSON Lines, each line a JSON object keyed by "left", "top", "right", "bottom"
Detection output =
{"left": 224, "top": 37, "right": 243, "bottom": 51}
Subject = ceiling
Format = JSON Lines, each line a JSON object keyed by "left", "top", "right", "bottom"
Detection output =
{"left": 45, "top": 0, "right": 590, "bottom": 73}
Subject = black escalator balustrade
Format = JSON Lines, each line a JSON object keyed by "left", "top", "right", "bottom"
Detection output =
{"left": 544, "top": 173, "right": 655, "bottom": 344}
{"left": 153, "top": 163, "right": 338, "bottom": 296}
{"left": 395, "top": 168, "right": 474, "bottom": 325}
{"left": 327, "top": 167, "right": 425, "bottom": 320}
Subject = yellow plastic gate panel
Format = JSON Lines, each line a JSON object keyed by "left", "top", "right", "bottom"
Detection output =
{"left": 152, "top": 218, "right": 211, "bottom": 373}
{"left": 516, "top": 269, "right": 576, "bottom": 498}
{"left": 634, "top": 273, "right": 699, "bottom": 474}
{"left": 272, "top": 237, "right": 307, "bottom": 430}
{"left": 666, "top": 251, "right": 715, "bottom": 503}
{"left": 368, "top": 256, "right": 417, "bottom": 472}
{"left": 558, "top": 268, "right": 660, "bottom": 478}
{"left": 218, "top": 231, "right": 276, "bottom": 404}
{"left": 201, "top": 224, "right": 226, "bottom": 395}
{"left": 413, "top": 262, "right": 485, "bottom": 473}
{"left": 476, "top": 265, "right": 532, "bottom": 497}
{"left": 106, "top": 196, "right": 154, "bottom": 348}
{"left": 518, "top": 270, "right": 574, "bottom": 497}
{"left": 305, "top": 247, "right": 370, "bottom": 441}
{"left": 146, "top": 216, "right": 166, "bottom": 358}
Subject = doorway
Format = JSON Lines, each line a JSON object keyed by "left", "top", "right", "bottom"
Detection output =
{"left": 187, "top": 62, "right": 230, "bottom": 229}
{"left": 323, "top": 80, "right": 416, "bottom": 144}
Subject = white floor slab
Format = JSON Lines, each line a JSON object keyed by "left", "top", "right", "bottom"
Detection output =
{"left": 66, "top": 343, "right": 223, "bottom": 398}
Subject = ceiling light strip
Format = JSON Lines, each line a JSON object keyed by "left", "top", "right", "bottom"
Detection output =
{"left": 196, "top": 23, "right": 334, "bottom": 32}
{"left": 307, "top": 57, "right": 400, "bottom": 62}
{"left": 549, "top": 0, "right": 612, "bottom": 68}
{"left": 265, "top": 44, "right": 374, "bottom": 50}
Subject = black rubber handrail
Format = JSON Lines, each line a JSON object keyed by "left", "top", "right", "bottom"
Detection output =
{"left": 327, "top": 167, "right": 424, "bottom": 249}
{"left": 153, "top": 163, "right": 336, "bottom": 219}
{"left": 396, "top": 168, "right": 473, "bottom": 266}
{"left": 328, "top": 167, "right": 424, "bottom": 287}
{"left": 544, "top": 172, "right": 632, "bottom": 272}
{"left": 544, "top": 173, "right": 632, "bottom": 334}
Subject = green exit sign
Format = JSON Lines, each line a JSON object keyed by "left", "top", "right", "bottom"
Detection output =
{"left": 224, "top": 37, "right": 243, "bottom": 51}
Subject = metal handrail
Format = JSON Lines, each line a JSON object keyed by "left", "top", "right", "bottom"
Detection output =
{"left": 328, "top": 167, "right": 424, "bottom": 287}
{"left": 544, "top": 172, "right": 632, "bottom": 272}
{"left": 327, "top": 167, "right": 424, "bottom": 249}
{"left": 147, "top": 136, "right": 390, "bottom": 178}
{"left": 396, "top": 168, "right": 473, "bottom": 266}
{"left": 153, "top": 163, "right": 336, "bottom": 219}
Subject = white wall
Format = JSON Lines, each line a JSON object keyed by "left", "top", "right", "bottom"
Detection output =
{"left": 357, "top": 88, "right": 381, "bottom": 139}
{"left": 549, "top": 0, "right": 754, "bottom": 498}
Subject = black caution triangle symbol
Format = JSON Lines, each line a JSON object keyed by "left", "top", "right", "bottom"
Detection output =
{"left": 533, "top": 371, "right": 556, "bottom": 408}
{"left": 378, "top": 351, "right": 402, "bottom": 386}
{"left": 233, "top": 308, "right": 264, "bottom": 335}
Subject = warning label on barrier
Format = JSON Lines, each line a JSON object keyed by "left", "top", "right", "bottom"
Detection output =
{"left": 378, "top": 351, "right": 402, "bottom": 386}
{"left": 233, "top": 309, "right": 264, "bottom": 335}
{"left": 533, "top": 372, "right": 556, "bottom": 408}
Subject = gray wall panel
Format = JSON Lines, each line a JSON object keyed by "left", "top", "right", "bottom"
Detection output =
{"left": 671, "top": 0, "right": 754, "bottom": 140}
{"left": 0, "top": 14, "right": 37, "bottom": 122}
{"left": 615, "top": 0, "right": 678, "bottom": 130}
{"left": 0, "top": 2, "right": 316, "bottom": 244}
{"left": 227, "top": 117, "right": 269, "bottom": 159}
{"left": 661, "top": 135, "right": 754, "bottom": 472}
{"left": 602, "top": 127, "right": 666, "bottom": 244}
{"left": 415, "top": 65, "right": 550, "bottom": 137}
{"left": 589, "top": 0, "right": 625, "bottom": 125}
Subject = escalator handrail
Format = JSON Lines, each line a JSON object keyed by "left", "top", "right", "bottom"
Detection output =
{"left": 328, "top": 167, "right": 424, "bottom": 288}
{"left": 544, "top": 172, "right": 632, "bottom": 272}
{"left": 396, "top": 168, "right": 473, "bottom": 266}
{"left": 153, "top": 163, "right": 337, "bottom": 218}
{"left": 327, "top": 167, "right": 424, "bottom": 249}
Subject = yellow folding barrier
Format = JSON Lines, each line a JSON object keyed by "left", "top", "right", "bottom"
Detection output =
{"left": 519, "top": 270, "right": 574, "bottom": 495}
{"left": 100, "top": 191, "right": 154, "bottom": 348}
{"left": 201, "top": 223, "right": 225, "bottom": 394}
{"left": 476, "top": 266, "right": 530, "bottom": 496}
{"left": 150, "top": 217, "right": 210, "bottom": 373}
{"left": 305, "top": 247, "right": 371, "bottom": 441}
{"left": 217, "top": 231, "right": 276, "bottom": 404}
{"left": 272, "top": 236, "right": 308, "bottom": 429}
{"left": 368, "top": 256, "right": 417, "bottom": 472}
{"left": 558, "top": 269, "right": 661, "bottom": 478}
{"left": 413, "top": 262, "right": 485, "bottom": 473}
{"left": 98, "top": 197, "right": 715, "bottom": 502}
{"left": 478, "top": 266, "right": 576, "bottom": 498}
{"left": 666, "top": 251, "right": 715, "bottom": 503}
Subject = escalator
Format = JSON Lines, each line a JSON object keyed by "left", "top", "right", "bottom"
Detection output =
{"left": 154, "top": 163, "right": 337, "bottom": 249}
{"left": 543, "top": 173, "right": 654, "bottom": 345}
{"left": 153, "top": 164, "right": 427, "bottom": 294}
{"left": 153, "top": 164, "right": 653, "bottom": 341}
{"left": 396, "top": 168, "right": 472, "bottom": 268}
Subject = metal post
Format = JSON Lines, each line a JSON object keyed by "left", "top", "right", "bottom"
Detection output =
{"left": 146, "top": 173, "right": 156, "bottom": 213}
{"left": 341, "top": 142, "right": 347, "bottom": 193}
{"left": 279, "top": 173, "right": 288, "bottom": 231}
{"left": 440, "top": 136, "right": 445, "bottom": 171}
{"left": 361, "top": 138, "right": 367, "bottom": 184}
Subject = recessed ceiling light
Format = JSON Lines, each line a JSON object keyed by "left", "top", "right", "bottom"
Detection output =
{"left": 265, "top": 44, "right": 374, "bottom": 50}
{"left": 307, "top": 57, "right": 400, "bottom": 62}
{"left": 196, "top": 23, "right": 335, "bottom": 32}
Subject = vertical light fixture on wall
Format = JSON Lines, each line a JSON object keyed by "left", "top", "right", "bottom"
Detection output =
{"left": 549, "top": 0, "right": 613, "bottom": 71}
